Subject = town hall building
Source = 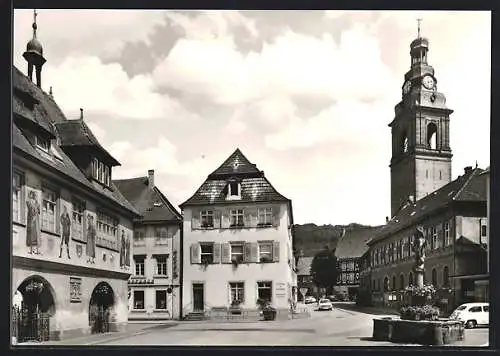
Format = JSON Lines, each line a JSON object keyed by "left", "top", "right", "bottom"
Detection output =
{"left": 12, "top": 11, "right": 140, "bottom": 342}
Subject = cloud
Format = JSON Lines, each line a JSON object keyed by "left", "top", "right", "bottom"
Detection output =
{"left": 86, "top": 121, "right": 106, "bottom": 142}
{"left": 152, "top": 26, "right": 396, "bottom": 108}
{"left": 13, "top": 9, "right": 166, "bottom": 69}
{"left": 42, "top": 56, "right": 198, "bottom": 122}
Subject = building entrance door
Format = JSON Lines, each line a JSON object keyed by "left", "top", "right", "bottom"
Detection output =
{"left": 192, "top": 284, "right": 204, "bottom": 312}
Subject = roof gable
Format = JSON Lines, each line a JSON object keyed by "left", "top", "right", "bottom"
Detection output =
{"left": 335, "top": 226, "right": 384, "bottom": 259}
{"left": 55, "top": 119, "right": 120, "bottom": 166}
{"left": 113, "top": 177, "right": 182, "bottom": 222}
{"left": 181, "top": 148, "right": 290, "bottom": 207}
{"left": 208, "top": 148, "right": 261, "bottom": 178}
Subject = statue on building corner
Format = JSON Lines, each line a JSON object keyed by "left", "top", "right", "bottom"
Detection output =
{"left": 59, "top": 205, "right": 71, "bottom": 258}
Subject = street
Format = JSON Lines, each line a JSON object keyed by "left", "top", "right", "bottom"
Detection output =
{"left": 83, "top": 304, "right": 489, "bottom": 347}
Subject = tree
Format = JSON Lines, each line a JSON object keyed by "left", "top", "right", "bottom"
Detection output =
{"left": 310, "top": 245, "right": 339, "bottom": 296}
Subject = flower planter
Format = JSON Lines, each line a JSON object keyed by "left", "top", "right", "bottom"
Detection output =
{"left": 372, "top": 317, "right": 393, "bottom": 341}
{"left": 381, "top": 319, "right": 465, "bottom": 345}
{"left": 262, "top": 310, "right": 276, "bottom": 321}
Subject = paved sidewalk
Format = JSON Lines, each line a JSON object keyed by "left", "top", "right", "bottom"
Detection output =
{"left": 14, "top": 321, "right": 179, "bottom": 346}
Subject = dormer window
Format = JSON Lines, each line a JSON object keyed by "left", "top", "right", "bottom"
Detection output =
{"left": 226, "top": 179, "right": 241, "bottom": 200}
{"left": 35, "top": 135, "right": 50, "bottom": 152}
{"left": 91, "top": 158, "right": 111, "bottom": 186}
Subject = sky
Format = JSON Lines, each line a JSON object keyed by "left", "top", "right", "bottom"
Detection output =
{"left": 13, "top": 10, "right": 491, "bottom": 226}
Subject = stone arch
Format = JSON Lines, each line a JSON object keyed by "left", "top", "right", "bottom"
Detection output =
{"left": 16, "top": 275, "right": 57, "bottom": 316}
{"left": 427, "top": 122, "right": 437, "bottom": 149}
{"left": 409, "top": 272, "right": 414, "bottom": 286}
{"left": 88, "top": 281, "right": 116, "bottom": 333}
{"left": 400, "top": 273, "right": 405, "bottom": 290}
{"left": 392, "top": 275, "right": 396, "bottom": 291}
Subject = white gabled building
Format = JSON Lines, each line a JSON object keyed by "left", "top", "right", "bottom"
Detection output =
{"left": 180, "top": 149, "right": 297, "bottom": 317}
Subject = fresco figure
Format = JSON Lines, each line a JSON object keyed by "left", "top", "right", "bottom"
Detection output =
{"left": 120, "top": 230, "right": 126, "bottom": 268}
{"left": 26, "top": 190, "right": 41, "bottom": 255}
{"left": 59, "top": 205, "right": 71, "bottom": 259}
{"left": 125, "top": 232, "right": 131, "bottom": 267}
{"left": 86, "top": 214, "right": 96, "bottom": 264}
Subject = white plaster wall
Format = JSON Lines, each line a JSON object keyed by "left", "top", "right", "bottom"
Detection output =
{"left": 182, "top": 202, "right": 296, "bottom": 312}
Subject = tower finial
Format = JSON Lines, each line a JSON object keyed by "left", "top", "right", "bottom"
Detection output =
{"left": 417, "top": 18, "right": 422, "bottom": 38}
{"left": 32, "top": 9, "right": 38, "bottom": 38}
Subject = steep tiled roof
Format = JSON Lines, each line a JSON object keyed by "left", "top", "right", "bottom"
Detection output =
{"left": 368, "top": 168, "right": 486, "bottom": 245}
{"left": 335, "top": 226, "right": 384, "bottom": 259}
{"left": 208, "top": 148, "right": 260, "bottom": 178}
{"left": 113, "top": 177, "right": 182, "bottom": 223}
{"left": 296, "top": 256, "right": 314, "bottom": 276}
{"left": 12, "top": 66, "right": 140, "bottom": 217}
{"left": 180, "top": 149, "right": 291, "bottom": 207}
{"left": 55, "top": 119, "right": 120, "bottom": 166}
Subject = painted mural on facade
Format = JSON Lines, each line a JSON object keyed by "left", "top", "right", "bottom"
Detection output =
{"left": 26, "top": 190, "right": 41, "bottom": 255}
{"left": 59, "top": 205, "right": 71, "bottom": 259}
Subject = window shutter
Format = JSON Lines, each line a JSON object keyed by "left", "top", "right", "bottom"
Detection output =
{"left": 221, "top": 209, "right": 230, "bottom": 229}
{"left": 213, "top": 243, "right": 221, "bottom": 264}
{"left": 251, "top": 242, "right": 258, "bottom": 263}
{"left": 214, "top": 210, "right": 222, "bottom": 229}
{"left": 222, "top": 243, "right": 231, "bottom": 263}
{"left": 243, "top": 209, "right": 252, "bottom": 226}
{"left": 190, "top": 243, "right": 201, "bottom": 264}
{"left": 191, "top": 209, "right": 201, "bottom": 230}
{"left": 272, "top": 205, "right": 280, "bottom": 227}
{"left": 272, "top": 241, "right": 280, "bottom": 262}
{"left": 244, "top": 242, "right": 252, "bottom": 263}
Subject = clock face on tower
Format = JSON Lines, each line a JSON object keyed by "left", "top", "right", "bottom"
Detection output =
{"left": 422, "top": 75, "right": 435, "bottom": 90}
{"left": 403, "top": 81, "right": 411, "bottom": 95}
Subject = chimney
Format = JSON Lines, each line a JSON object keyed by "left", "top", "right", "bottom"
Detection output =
{"left": 148, "top": 169, "right": 155, "bottom": 188}
{"left": 464, "top": 166, "right": 473, "bottom": 174}
{"left": 385, "top": 216, "right": 389, "bottom": 223}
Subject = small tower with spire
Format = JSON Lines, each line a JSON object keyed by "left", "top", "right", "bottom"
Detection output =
{"left": 23, "top": 9, "right": 46, "bottom": 88}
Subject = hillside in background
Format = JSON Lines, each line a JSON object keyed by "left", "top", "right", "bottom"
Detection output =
{"left": 293, "top": 223, "right": 374, "bottom": 257}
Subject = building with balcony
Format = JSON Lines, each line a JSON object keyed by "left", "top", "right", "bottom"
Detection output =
{"left": 113, "top": 170, "right": 183, "bottom": 320}
{"left": 12, "top": 13, "right": 140, "bottom": 341}
{"left": 179, "top": 149, "right": 297, "bottom": 317}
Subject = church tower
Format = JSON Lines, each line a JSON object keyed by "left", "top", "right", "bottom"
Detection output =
{"left": 389, "top": 21, "right": 453, "bottom": 217}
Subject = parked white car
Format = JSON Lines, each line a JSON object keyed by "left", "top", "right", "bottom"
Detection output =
{"left": 304, "top": 296, "right": 317, "bottom": 304}
{"left": 317, "top": 298, "right": 333, "bottom": 311}
{"left": 449, "top": 302, "right": 489, "bottom": 329}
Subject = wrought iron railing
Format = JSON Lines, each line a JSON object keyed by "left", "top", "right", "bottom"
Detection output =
{"left": 12, "top": 306, "right": 50, "bottom": 343}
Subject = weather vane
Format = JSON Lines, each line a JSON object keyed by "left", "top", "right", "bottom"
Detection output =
{"left": 32, "top": 9, "right": 38, "bottom": 38}
{"left": 417, "top": 18, "right": 422, "bottom": 38}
